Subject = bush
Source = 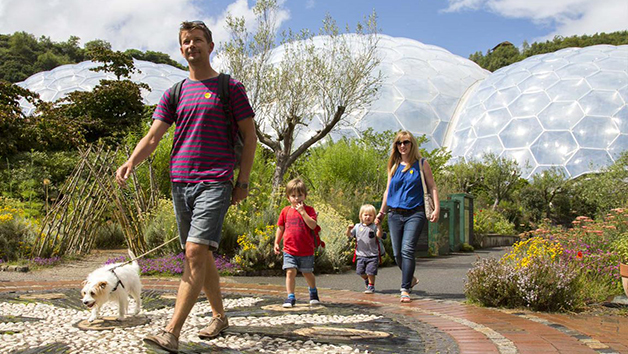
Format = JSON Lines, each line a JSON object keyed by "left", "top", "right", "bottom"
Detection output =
{"left": 465, "top": 237, "right": 585, "bottom": 311}
{"left": 474, "top": 208, "right": 516, "bottom": 236}
{"left": 311, "top": 199, "right": 355, "bottom": 273}
{"left": 0, "top": 199, "right": 38, "bottom": 261}
{"left": 143, "top": 198, "right": 181, "bottom": 256}
{"left": 233, "top": 224, "right": 281, "bottom": 272}
{"left": 93, "top": 220, "right": 126, "bottom": 249}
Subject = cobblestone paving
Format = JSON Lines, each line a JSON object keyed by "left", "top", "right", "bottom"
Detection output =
{"left": 0, "top": 289, "right": 458, "bottom": 354}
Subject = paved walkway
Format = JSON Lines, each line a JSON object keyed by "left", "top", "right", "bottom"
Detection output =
{"left": 1, "top": 277, "right": 627, "bottom": 354}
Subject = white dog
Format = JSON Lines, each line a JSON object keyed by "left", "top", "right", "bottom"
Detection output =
{"left": 81, "top": 250, "right": 142, "bottom": 322}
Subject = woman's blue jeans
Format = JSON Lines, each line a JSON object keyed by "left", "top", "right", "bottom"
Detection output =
{"left": 388, "top": 210, "right": 427, "bottom": 292}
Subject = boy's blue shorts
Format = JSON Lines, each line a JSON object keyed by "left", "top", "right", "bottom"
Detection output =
{"left": 356, "top": 256, "right": 379, "bottom": 276}
{"left": 283, "top": 253, "right": 314, "bottom": 273}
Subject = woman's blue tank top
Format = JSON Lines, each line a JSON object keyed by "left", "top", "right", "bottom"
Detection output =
{"left": 386, "top": 160, "right": 424, "bottom": 209}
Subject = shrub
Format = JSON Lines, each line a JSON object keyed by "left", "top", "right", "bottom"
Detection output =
{"left": 143, "top": 198, "right": 180, "bottom": 256}
{"left": 465, "top": 237, "right": 585, "bottom": 311}
{"left": 0, "top": 199, "right": 38, "bottom": 261}
{"left": 94, "top": 220, "right": 126, "bottom": 249}
{"left": 474, "top": 208, "right": 516, "bottom": 236}
{"left": 312, "top": 199, "right": 355, "bottom": 273}
{"left": 233, "top": 224, "right": 282, "bottom": 272}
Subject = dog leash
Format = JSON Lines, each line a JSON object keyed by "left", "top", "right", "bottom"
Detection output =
{"left": 108, "top": 235, "right": 180, "bottom": 271}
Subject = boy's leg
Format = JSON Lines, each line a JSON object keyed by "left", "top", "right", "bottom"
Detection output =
{"left": 286, "top": 268, "right": 297, "bottom": 295}
{"left": 367, "top": 274, "right": 376, "bottom": 285}
{"left": 302, "top": 272, "right": 316, "bottom": 288}
{"left": 302, "top": 272, "right": 320, "bottom": 304}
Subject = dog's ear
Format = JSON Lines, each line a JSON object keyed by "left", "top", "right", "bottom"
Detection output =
{"left": 81, "top": 280, "right": 87, "bottom": 286}
{"left": 97, "top": 281, "right": 108, "bottom": 290}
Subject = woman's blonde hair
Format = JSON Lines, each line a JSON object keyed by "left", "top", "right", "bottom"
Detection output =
{"left": 359, "top": 204, "right": 377, "bottom": 223}
{"left": 387, "top": 130, "right": 422, "bottom": 176}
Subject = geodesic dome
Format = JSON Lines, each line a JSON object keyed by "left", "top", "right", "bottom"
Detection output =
{"left": 17, "top": 60, "right": 188, "bottom": 115}
{"left": 448, "top": 45, "right": 628, "bottom": 179}
{"left": 233, "top": 34, "right": 490, "bottom": 152}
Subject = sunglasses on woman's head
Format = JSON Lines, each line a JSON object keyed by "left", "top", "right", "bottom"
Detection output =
{"left": 396, "top": 140, "right": 412, "bottom": 146}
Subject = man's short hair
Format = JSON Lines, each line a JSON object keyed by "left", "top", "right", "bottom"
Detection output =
{"left": 179, "top": 20, "right": 213, "bottom": 45}
{"left": 286, "top": 178, "right": 308, "bottom": 197}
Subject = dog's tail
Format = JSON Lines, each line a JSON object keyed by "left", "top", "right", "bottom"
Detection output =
{"left": 127, "top": 249, "right": 139, "bottom": 268}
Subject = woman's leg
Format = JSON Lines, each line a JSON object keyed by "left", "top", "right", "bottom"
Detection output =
{"left": 387, "top": 212, "right": 405, "bottom": 272}
{"left": 399, "top": 212, "right": 427, "bottom": 292}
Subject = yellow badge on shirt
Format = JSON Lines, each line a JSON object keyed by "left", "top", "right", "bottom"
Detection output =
{"left": 204, "top": 92, "right": 212, "bottom": 99}
{"left": 410, "top": 169, "right": 414, "bottom": 174}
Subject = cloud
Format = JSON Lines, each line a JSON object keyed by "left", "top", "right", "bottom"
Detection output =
{"left": 0, "top": 0, "right": 290, "bottom": 65}
{"left": 306, "top": 0, "right": 316, "bottom": 9}
{"left": 444, "top": 0, "right": 628, "bottom": 41}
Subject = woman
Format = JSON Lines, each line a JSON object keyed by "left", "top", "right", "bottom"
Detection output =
{"left": 375, "top": 130, "right": 440, "bottom": 303}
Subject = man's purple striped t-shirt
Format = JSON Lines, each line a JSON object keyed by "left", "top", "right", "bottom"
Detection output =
{"left": 153, "top": 76, "right": 254, "bottom": 183}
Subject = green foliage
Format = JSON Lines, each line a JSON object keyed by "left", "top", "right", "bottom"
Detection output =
{"left": 60, "top": 79, "right": 148, "bottom": 143}
{"left": 143, "top": 199, "right": 181, "bottom": 256}
{"left": 474, "top": 208, "right": 516, "bottom": 236}
{"left": 0, "top": 151, "right": 80, "bottom": 215}
{"left": 124, "top": 49, "right": 187, "bottom": 70}
{"left": 0, "top": 199, "right": 38, "bottom": 261}
{"left": 470, "top": 30, "right": 628, "bottom": 71}
{"left": 87, "top": 44, "right": 138, "bottom": 80}
{"left": 465, "top": 242, "right": 586, "bottom": 311}
{"left": 569, "top": 151, "right": 628, "bottom": 218}
{"left": 93, "top": 220, "right": 126, "bottom": 249}
{"left": 310, "top": 198, "right": 356, "bottom": 273}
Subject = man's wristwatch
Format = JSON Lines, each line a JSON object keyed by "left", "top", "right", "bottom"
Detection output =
{"left": 235, "top": 181, "right": 249, "bottom": 190}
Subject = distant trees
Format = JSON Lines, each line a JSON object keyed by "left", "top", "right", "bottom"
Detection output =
{"left": 470, "top": 30, "right": 628, "bottom": 71}
{"left": 0, "top": 31, "right": 185, "bottom": 83}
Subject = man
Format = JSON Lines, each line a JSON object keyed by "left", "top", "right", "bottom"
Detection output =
{"left": 115, "top": 20, "right": 256, "bottom": 353}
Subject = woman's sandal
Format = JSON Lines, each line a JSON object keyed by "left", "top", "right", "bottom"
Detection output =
{"left": 410, "top": 277, "right": 419, "bottom": 289}
{"left": 400, "top": 292, "right": 411, "bottom": 303}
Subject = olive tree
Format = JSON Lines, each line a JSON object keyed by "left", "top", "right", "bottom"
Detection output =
{"left": 219, "top": 0, "right": 383, "bottom": 190}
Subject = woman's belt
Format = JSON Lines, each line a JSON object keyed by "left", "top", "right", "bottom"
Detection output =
{"left": 387, "top": 205, "right": 425, "bottom": 214}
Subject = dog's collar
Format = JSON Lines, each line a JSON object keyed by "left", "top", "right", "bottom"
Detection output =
{"left": 110, "top": 269, "right": 126, "bottom": 292}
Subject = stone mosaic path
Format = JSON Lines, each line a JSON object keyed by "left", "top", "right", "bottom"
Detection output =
{"left": 1, "top": 279, "right": 627, "bottom": 353}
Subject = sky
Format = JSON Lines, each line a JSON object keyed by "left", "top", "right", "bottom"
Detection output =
{"left": 0, "top": 0, "right": 626, "bottom": 65}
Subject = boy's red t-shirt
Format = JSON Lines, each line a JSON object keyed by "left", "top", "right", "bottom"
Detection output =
{"left": 277, "top": 205, "right": 318, "bottom": 256}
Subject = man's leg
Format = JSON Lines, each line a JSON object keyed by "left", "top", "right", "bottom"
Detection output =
{"left": 166, "top": 242, "right": 208, "bottom": 338}
{"left": 202, "top": 251, "right": 224, "bottom": 317}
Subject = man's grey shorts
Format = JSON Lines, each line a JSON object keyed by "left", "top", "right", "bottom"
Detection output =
{"left": 282, "top": 253, "right": 314, "bottom": 273}
{"left": 356, "top": 256, "right": 379, "bottom": 276}
{"left": 172, "top": 181, "right": 232, "bottom": 251}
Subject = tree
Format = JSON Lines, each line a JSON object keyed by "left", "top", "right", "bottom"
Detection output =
{"left": 527, "top": 167, "right": 569, "bottom": 219}
{"left": 481, "top": 153, "right": 522, "bottom": 209}
{"left": 0, "top": 81, "right": 39, "bottom": 156}
{"left": 220, "top": 0, "right": 383, "bottom": 191}
{"left": 86, "top": 43, "right": 137, "bottom": 80}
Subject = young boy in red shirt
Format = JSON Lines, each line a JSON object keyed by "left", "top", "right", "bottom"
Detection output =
{"left": 274, "top": 178, "right": 321, "bottom": 307}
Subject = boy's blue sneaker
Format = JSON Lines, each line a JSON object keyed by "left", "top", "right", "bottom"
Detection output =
{"left": 282, "top": 298, "right": 296, "bottom": 308}
{"left": 309, "top": 291, "right": 320, "bottom": 305}
{"left": 364, "top": 284, "right": 375, "bottom": 294}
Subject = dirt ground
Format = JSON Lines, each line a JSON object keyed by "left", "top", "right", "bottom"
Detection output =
{"left": 0, "top": 249, "right": 129, "bottom": 282}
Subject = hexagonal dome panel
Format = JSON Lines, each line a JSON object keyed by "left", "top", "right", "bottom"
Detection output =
{"left": 449, "top": 44, "right": 628, "bottom": 179}
{"left": 235, "top": 34, "right": 490, "bottom": 148}
{"left": 17, "top": 60, "right": 188, "bottom": 115}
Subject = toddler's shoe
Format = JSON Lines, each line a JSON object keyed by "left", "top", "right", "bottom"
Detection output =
{"left": 309, "top": 292, "right": 321, "bottom": 305}
{"left": 282, "top": 298, "right": 296, "bottom": 308}
{"left": 364, "top": 285, "right": 375, "bottom": 294}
